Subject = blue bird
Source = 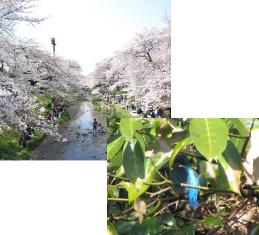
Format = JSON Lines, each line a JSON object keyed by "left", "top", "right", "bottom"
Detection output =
{"left": 170, "top": 155, "right": 200, "bottom": 209}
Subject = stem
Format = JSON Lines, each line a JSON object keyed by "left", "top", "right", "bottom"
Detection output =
{"left": 144, "top": 180, "right": 168, "bottom": 186}
{"left": 145, "top": 179, "right": 238, "bottom": 195}
{"left": 108, "top": 173, "right": 128, "bottom": 181}
{"left": 229, "top": 133, "right": 249, "bottom": 139}
{"left": 108, "top": 198, "right": 128, "bottom": 202}
{"left": 148, "top": 187, "right": 172, "bottom": 198}
{"left": 180, "top": 150, "right": 208, "bottom": 162}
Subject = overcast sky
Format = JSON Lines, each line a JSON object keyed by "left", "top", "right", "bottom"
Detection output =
{"left": 16, "top": 0, "right": 171, "bottom": 75}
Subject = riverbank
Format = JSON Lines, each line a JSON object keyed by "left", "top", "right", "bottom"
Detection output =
{"left": 0, "top": 127, "right": 45, "bottom": 160}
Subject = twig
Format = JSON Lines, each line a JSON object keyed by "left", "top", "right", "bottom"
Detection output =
{"left": 207, "top": 199, "right": 249, "bottom": 235}
{"left": 154, "top": 201, "right": 177, "bottom": 216}
{"left": 147, "top": 187, "right": 172, "bottom": 198}
{"left": 144, "top": 180, "right": 168, "bottom": 186}
{"left": 229, "top": 133, "right": 250, "bottom": 139}
{"left": 107, "top": 173, "right": 129, "bottom": 181}
{"left": 179, "top": 150, "right": 217, "bottom": 164}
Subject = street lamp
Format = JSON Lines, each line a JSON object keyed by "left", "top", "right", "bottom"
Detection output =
{"left": 51, "top": 37, "right": 56, "bottom": 57}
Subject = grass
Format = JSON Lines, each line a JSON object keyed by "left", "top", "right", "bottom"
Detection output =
{"left": 34, "top": 92, "right": 71, "bottom": 125}
{"left": 55, "top": 108, "right": 70, "bottom": 125}
{"left": 0, "top": 127, "right": 46, "bottom": 160}
{"left": 32, "top": 92, "right": 53, "bottom": 116}
{"left": 0, "top": 91, "right": 84, "bottom": 159}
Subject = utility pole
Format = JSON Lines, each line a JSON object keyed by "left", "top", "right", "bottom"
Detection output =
{"left": 51, "top": 37, "right": 56, "bottom": 57}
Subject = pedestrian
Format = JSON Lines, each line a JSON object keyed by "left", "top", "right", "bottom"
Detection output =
{"left": 157, "top": 107, "right": 164, "bottom": 118}
{"left": 93, "top": 118, "right": 98, "bottom": 133}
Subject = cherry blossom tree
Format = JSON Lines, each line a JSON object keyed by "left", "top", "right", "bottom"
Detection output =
{"left": 90, "top": 24, "right": 171, "bottom": 108}
{"left": 0, "top": 36, "right": 83, "bottom": 132}
{"left": 0, "top": 0, "right": 44, "bottom": 35}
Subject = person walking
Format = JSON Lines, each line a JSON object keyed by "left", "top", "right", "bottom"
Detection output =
{"left": 93, "top": 119, "right": 98, "bottom": 133}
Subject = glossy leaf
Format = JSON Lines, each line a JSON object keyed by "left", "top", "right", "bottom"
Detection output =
{"left": 108, "top": 151, "right": 123, "bottom": 171}
{"left": 126, "top": 217, "right": 163, "bottom": 235}
{"left": 169, "top": 136, "right": 192, "bottom": 168}
{"left": 160, "top": 213, "right": 177, "bottom": 227}
{"left": 123, "top": 140, "right": 145, "bottom": 182}
{"left": 199, "top": 161, "right": 229, "bottom": 190}
{"left": 107, "top": 222, "right": 118, "bottom": 235}
{"left": 120, "top": 182, "right": 139, "bottom": 202}
{"left": 217, "top": 140, "right": 242, "bottom": 194}
{"left": 189, "top": 118, "right": 229, "bottom": 159}
{"left": 107, "top": 135, "right": 125, "bottom": 161}
{"left": 108, "top": 185, "right": 119, "bottom": 198}
{"left": 227, "top": 118, "right": 249, "bottom": 153}
{"left": 135, "top": 132, "right": 145, "bottom": 152}
{"left": 120, "top": 118, "right": 142, "bottom": 139}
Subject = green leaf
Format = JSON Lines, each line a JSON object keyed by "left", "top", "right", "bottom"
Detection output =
{"left": 176, "top": 226, "right": 195, "bottom": 235}
{"left": 107, "top": 135, "right": 125, "bottom": 161}
{"left": 135, "top": 132, "right": 145, "bottom": 152}
{"left": 127, "top": 217, "right": 163, "bottom": 235}
{"left": 189, "top": 118, "right": 229, "bottom": 159}
{"left": 120, "top": 182, "right": 139, "bottom": 202}
{"left": 204, "top": 216, "right": 223, "bottom": 227}
{"left": 169, "top": 136, "right": 192, "bottom": 168}
{"left": 123, "top": 140, "right": 145, "bottom": 182}
{"left": 249, "top": 224, "right": 259, "bottom": 235}
{"left": 120, "top": 118, "right": 142, "bottom": 140}
{"left": 217, "top": 140, "right": 242, "bottom": 194}
{"left": 199, "top": 161, "right": 229, "bottom": 190}
{"left": 108, "top": 185, "right": 119, "bottom": 198}
{"left": 123, "top": 152, "right": 171, "bottom": 201}
{"left": 227, "top": 118, "right": 249, "bottom": 136}
{"left": 160, "top": 213, "right": 177, "bottom": 227}
{"left": 131, "top": 152, "right": 171, "bottom": 200}
{"left": 108, "top": 151, "right": 123, "bottom": 171}
{"left": 227, "top": 118, "right": 249, "bottom": 153}
{"left": 200, "top": 140, "right": 242, "bottom": 193}
{"left": 107, "top": 221, "right": 118, "bottom": 235}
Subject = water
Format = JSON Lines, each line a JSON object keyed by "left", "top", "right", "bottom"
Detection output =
{"left": 32, "top": 102, "right": 106, "bottom": 160}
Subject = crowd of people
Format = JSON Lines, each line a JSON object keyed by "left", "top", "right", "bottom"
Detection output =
{"left": 19, "top": 96, "right": 66, "bottom": 148}
{"left": 46, "top": 96, "right": 65, "bottom": 122}
{"left": 101, "top": 92, "right": 171, "bottom": 118}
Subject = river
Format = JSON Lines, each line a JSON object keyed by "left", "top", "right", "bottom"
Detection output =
{"left": 31, "top": 102, "right": 106, "bottom": 160}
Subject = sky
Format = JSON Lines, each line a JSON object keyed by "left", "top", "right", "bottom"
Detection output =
{"left": 16, "top": 0, "right": 171, "bottom": 75}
